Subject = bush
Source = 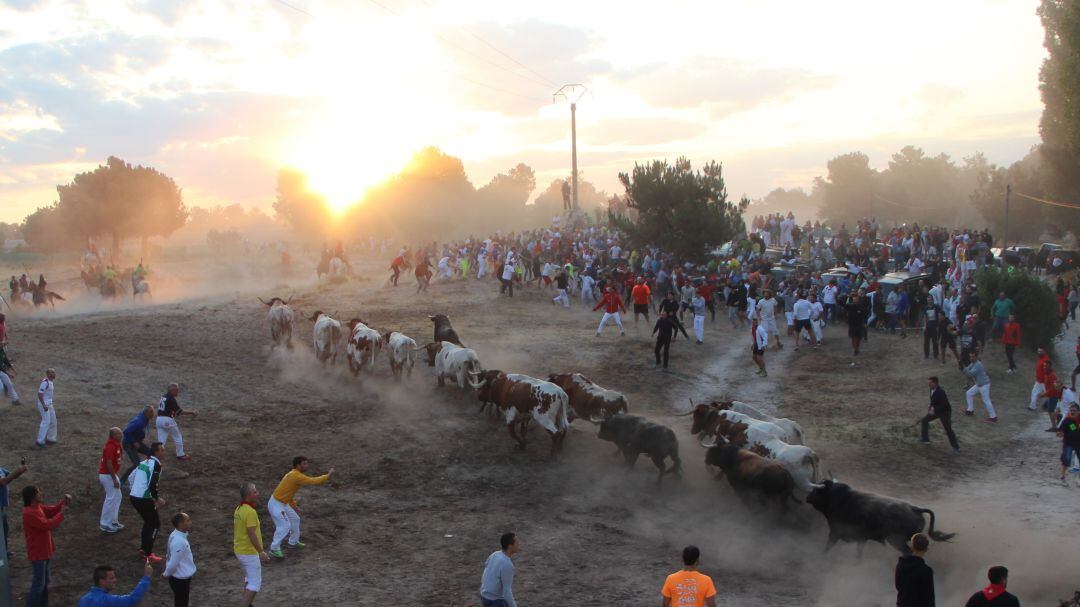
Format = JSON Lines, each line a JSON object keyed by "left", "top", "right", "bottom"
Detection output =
{"left": 974, "top": 267, "right": 1059, "bottom": 352}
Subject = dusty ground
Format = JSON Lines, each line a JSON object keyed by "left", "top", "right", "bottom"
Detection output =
{"left": 0, "top": 253, "right": 1077, "bottom": 606}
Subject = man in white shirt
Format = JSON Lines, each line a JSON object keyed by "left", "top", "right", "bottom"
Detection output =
{"left": 499, "top": 258, "right": 516, "bottom": 297}
{"left": 35, "top": 368, "right": 57, "bottom": 448}
{"left": 164, "top": 512, "right": 196, "bottom": 607}
{"left": 808, "top": 292, "right": 825, "bottom": 345}
{"left": 752, "top": 315, "right": 769, "bottom": 377}
{"left": 757, "top": 290, "right": 782, "bottom": 350}
{"left": 822, "top": 281, "right": 838, "bottom": 325}
{"left": 792, "top": 292, "right": 816, "bottom": 349}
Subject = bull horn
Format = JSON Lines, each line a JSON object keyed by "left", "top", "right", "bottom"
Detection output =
{"left": 673, "top": 407, "right": 695, "bottom": 417}
{"left": 285, "top": 294, "right": 294, "bottom": 305}
{"left": 467, "top": 377, "right": 484, "bottom": 390}
{"left": 588, "top": 414, "right": 606, "bottom": 424}
{"left": 699, "top": 436, "right": 718, "bottom": 448}
{"left": 258, "top": 297, "right": 270, "bottom": 305}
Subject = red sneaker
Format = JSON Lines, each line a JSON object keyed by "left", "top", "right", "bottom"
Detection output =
{"left": 140, "top": 551, "right": 163, "bottom": 563}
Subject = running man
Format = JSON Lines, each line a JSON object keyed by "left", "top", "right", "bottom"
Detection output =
{"left": 845, "top": 292, "right": 868, "bottom": 366}
{"left": 757, "top": 289, "right": 782, "bottom": 350}
{"left": 653, "top": 311, "right": 689, "bottom": 370}
{"left": 267, "top": 456, "right": 335, "bottom": 558}
{"left": 751, "top": 314, "right": 769, "bottom": 377}
{"left": 157, "top": 383, "right": 197, "bottom": 462}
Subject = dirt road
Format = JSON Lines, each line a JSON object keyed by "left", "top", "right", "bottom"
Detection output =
{"left": 0, "top": 255, "right": 1075, "bottom": 605}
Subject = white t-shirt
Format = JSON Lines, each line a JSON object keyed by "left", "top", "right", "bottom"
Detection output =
{"left": 757, "top": 297, "right": 777, "bottom": 320}
{"left": 38, "top": 378, "right": 53, "bottom": 406}
{"left": 501, "top": 264, "right": 516, "bottom": 281}
{"left": 822, "top": 285, "right": 837, "bottom": 305}
{"left": 793, "top": 299, "right": 812, "bottom": 321}
{"left": 809, "top": 301, "right": 824, "bottom": 321}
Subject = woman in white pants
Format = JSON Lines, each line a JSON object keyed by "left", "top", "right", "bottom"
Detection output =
{"left": 35, "top": 369, "right": 57, "bottom": 447}
{"left": 964, "top": 353, "right": 997, "bottom": 421}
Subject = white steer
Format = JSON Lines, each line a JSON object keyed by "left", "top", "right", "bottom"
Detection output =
{"left": 382, "top": 331, "right": 417, "bottom": 380}
{"left": 309, "top": 311, "right": 342, "bottom": 365}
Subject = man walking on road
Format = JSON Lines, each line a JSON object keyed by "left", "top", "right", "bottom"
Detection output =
{"left": 128, "top": 442, "right": 166, "bottom": 562}
{"left": 234, "top": 483, "right": 269, "bottom": 607}
{"left": 157, "top": 383, "right": 198, "bottom": 461}
{"left": 661, "top": 545, "right": 717, "bottom": 607}
{"left": 163, "top": 512, "right": 196, "bottom": 607}
{"left": 35, "top": 368, "right": 57, "bottom": 448}
{"left": 920, "top": 377, "right": 959, "bottom": 453}
{"left": 98, "top": 427, "right": 124, "bottom": 533}
{"left": 479, "top": 532, "right": 519, "bottom": 607}
{"left": 268, "top": 456, "right": 334, "bottom": 558}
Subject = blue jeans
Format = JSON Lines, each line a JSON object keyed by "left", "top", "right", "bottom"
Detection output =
{"left": 480, "top": 598, "right": 508, "bottom": 607}
{"left": 26, "top": 559, "right": 49, "bottom": 607}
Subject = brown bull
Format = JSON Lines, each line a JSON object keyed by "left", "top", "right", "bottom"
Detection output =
{"left": 546, "top": 373, "right": 629, "bottom": 423}
{"left": 705, "top": 441, "right": 799, "bottom": 512}
{"left": 474, "top": 370, "right": 570, "bottom": 457}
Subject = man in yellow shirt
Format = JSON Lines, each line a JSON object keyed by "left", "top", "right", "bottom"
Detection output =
{"left": 234, "top": 482, "right": 269, "bottom": 607}
{"left": 267, "top": 456, "right": 335, "bottom": 558}
{"left": 661, "top": 546, "right": 717, "bottom": 607}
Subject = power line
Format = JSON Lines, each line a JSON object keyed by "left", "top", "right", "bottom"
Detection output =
{"left": 362, "top": 0, "right": 555, "bottom": 91}
{"left": 267, "top": 0, "right": 546, "bottom": 103}
{"left": 415, "top": 0, "right": 558, "bottom": 88}
{"left": 1014, "top": 191, "right": 1080, "bottom": 210}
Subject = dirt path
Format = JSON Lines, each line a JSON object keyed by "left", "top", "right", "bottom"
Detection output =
{"left": 0, "top": 255, "right": 1076, "bottom": 606}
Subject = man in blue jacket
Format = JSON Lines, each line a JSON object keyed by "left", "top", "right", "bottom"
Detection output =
{"left": 120, "top": 406, "right": 156, "bottom": 486}
{"left": 77, "top": 562, "right": 152, "bottom": 606}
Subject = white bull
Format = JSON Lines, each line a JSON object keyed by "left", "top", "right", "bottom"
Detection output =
{"left": 346, "top": 320, "right": 382, "bottom": 375}
{"left": 133, "top": 280, "right": 152, "bottom": 301}
{"left": 726, "top": 400, "right": 806, "bottom": 445}
{"left": 383, "top": 331, "right": 417, "bottom": 380}
{"left": 432, "top": 341, "right": 481, "bottom": 390}
{"left": 259, "top": 297, "right": 294, "bottom": 347}
{"left": 716, "top": 410, "right": 797, "bottom": 445}
{"left": 309, "top": 311, "right": 342, "bottom": 365}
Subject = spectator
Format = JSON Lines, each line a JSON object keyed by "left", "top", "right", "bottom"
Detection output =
{"left": 120, "top": 406, "right": 157, "bottom": 486}
{"left": 34, "top": 368, "right": 57, "bottom": 448}
{"left": 963, "top": 566, "right": 1020, "bottom": 607}
{"left": 1030, "top": 347, "right": 1052, "bottom": 411}
{"left": 156, "top": 383, "right": 197, "bottom": 462}
{"left": 593, "top": 287, "right": 627, "bottom": 337}
{"left": 76, "top": 562, "right": 152, "bottom": 606}
{"left": 98, "top": 427, "right": 124, "bottom": 533}
{"left": 895, "top": 533, "right": 935, "bottom": 607}
{"left": 163, "top": 512, "right": 196, "bottom": 607}
{"left": 661, "top": 545, "right": 717, "bottom": 607}
{"left": 0, "top": 461, "right": 27, "bottom": 559}
{"left": 479, "top": 532, "right": 519, "bottom": 607}
{"left": 964, "top": 351, "right": 997, "bottom": 422}
{"left": 989, "top": 292, "right": 1015, "bottom": 340}
{"left": 1001, "top": 315, "right": 1020, "bottom": 373}
{"left": 128, "top": 442, "right": 165, "bottom": 562}
{"left": 22, "top": 485, "right": 71, "bottom": 607}
{"left": 920, "top": 377, "right": 959, "bottom": 453}
{"left": 234, "top": 483, "right": 269, "bottom": 607}
{"left": 1056, "top": 403, "right": 1080, "bottom": 487}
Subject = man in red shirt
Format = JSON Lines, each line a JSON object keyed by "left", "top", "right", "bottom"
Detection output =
{"left": 1001, "top": 314, "right": 1021, "bottom": 373}
{"left": 22, "top": 485, "right": 70, "bottom": 607}
{"left": 1042, "top": 363, "right": 1063, "bottom": 430}
{"left": 593, "top": 287, "right": 627, "bottom": 337}
{"left": 630, "top": 278, "right": 652, "bottom": 324}
{"left": 98, "top": 427, "right": 124, "bottom": 533}
{"left": 1030, "top": 347, "right": 1051, "bottom": 411}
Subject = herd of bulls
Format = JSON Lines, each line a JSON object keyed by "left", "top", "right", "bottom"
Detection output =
{"left": 258, "top": 296, "right": 955, "bottom": 555}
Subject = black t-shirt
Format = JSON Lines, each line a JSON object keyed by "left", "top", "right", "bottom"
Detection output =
{"left": 158, "top": 393, "right": 182, "bottom": 418}
{"left": 1059, "top": 415, "right": 1080, "bottom": 449}
{"left": 845, "top": 300, "right": 867, "bottom": 328}
{"left": 659, "top": 299, "right": 679, "bottom": 316}
{"left": 555, "top": 273, "right": 568, "bottom": 290}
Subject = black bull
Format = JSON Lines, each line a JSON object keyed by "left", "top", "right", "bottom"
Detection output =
{"left": 597, "top": 414, "right": 681, "bottom": 485}
{"left": 428, "top": 314, "right": 463, "bottom": 346}
{"left": 806, "top": 480, "right": 956, "bottom": 554}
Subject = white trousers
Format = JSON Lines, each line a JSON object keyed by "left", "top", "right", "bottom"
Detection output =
{"left": 1030, "top": 382, "right": 1045, "bottom": 410}
{"left": 966, "top": 383, "right": 996, "bottom": 418}
{"left": 553, "top": 289, "right": 570, "bottom": 307}
{"left": 477, "top": 259, "right": 488, "bottom": 278}
{"left": 268, "top": 497, "right": 301, "bottom": 550}
{"left": 761, "top": 318, "right": 778, "bottom": 336}
{"left": 0, "top": 371, "right": 17, "bottom": 402}
{"left": 811, "top": 319, "right": 823, "bottom": 342}
{"left": 98, "top": 473, "right": 122, "bottom": 527}
{"left": 36, "top": 402, "right": 57, "bottom": 444}
{"left": 236, "top": 554, "right": 262, "bottom": 592}
{"left": 693, "top": 314, "right": 705, "bottom": 342}
{"left": 596, "top": 312, "right": 624, "bottom": 334}
{"left": 156, "top": 416, "right": 185, "bottom": 457}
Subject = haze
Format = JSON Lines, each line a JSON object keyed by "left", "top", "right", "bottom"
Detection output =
{"left": 0, "top": 0, "right": 1045, "bottom": 220}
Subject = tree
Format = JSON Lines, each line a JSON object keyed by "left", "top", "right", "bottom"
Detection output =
{"left": 21, "top": 204, "right": 78, "bottom": 253}
{"left": 970, "top": 149, "right": 1048, "bottom": 242}
{"left": 476, "top": 163, "right": 536, "bottom": 230}
{"left": 1037, "top": 0, "right": 1080, "bottom": 238}
{"left": 610, "top": 158, "right": 747, "bottom": 262}
{"left": 56, "top": 156, "right": 187, "bottom": 256}
{"left": 816, "top": 152, "right": 879, "bottom": 225}
{"left": 745, "top": 187, "right": 822, "bottom": 220}
{"left": 273, "top": 168, "right": 332, "bottom": 238}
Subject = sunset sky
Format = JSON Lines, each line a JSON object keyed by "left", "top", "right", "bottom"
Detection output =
{"left": 0, "top": 0, "right": 1047, "bottom": 221}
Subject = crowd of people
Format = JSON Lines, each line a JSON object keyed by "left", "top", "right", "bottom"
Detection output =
{"left": 0, "top": 211, "right": 1077, "bottom": 606}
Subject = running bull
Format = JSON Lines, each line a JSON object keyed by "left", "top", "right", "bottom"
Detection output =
{"left": 428, "top": 314, "right": 463, "bottom": 346}
{"left": 473, "top": 371, "right": 569, "bottom": 457}
{"left": 806, "top": 478, "right": 956, "bottom": 555}
{"left": 546, "top": 372, "right": 629, "bottom": 423}
{"left": 597, "top": 414, "right": 682, "bottom": 485}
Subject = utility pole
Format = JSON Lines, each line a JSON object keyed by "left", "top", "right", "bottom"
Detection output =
{"left": 1003, "top": 184, "right": 1011, "bottom": 251}
{"left": 554, "top": 85, "right": 591, "bottom": 212}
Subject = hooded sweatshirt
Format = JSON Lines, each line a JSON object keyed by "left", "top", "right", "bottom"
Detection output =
{"left": 894, "top": 554, "right": 935, "bottom": 607}
{"left": 963, "top": 584, "right": 1020, "bottom": 607}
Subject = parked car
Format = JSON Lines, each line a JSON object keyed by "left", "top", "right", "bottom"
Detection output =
{"left": 876, "top": 271, "right": 933, "bottom": 299}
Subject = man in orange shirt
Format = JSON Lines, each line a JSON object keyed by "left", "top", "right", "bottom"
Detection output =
{"left": 1030, "top": 347, "right": 1052, "bottom": 411}
{"left": 631, "top": 278, "right": 652, "bottom": 324}
{"left": 661, "top": 545, "right": 717, "bottom": 607}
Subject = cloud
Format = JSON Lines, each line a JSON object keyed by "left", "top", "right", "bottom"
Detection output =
{"left": 618, "top": 57, "right": 838, "bottom": 118}
{"left": 581, "top": 117, "right": 702, "bottom": 146}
